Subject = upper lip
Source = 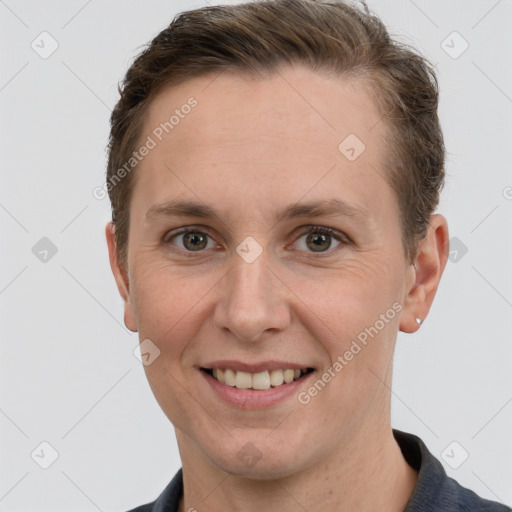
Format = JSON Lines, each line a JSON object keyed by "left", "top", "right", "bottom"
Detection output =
{"left": 200, "top": 360, "right": 314, "bottom": 373}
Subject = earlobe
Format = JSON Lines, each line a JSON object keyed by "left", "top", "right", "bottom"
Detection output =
{"left": 105, "top": 222, "right": 138, "bottom": 332}
{"left": 399, "top": 214, "right": 449, "bottom": 334}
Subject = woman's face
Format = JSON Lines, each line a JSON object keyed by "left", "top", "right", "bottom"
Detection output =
{"left": 112, "top": 65, "right": 420, "bottom": 478}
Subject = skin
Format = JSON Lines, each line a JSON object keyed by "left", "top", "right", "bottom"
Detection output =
{"left": 106, "top": 65, "right": 449, "bottom": 512}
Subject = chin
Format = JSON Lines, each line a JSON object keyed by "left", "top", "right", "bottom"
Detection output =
{"left": 204, "top": 439, "right": 310, "bottom": 481}
{"left": 213, "top": 455, "right": 301, "bottom": 481}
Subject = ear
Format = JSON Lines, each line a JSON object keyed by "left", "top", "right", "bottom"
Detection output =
{"left": 399, "top": 214, "right": 449, "bottom": 334}
{"left": 105, "top": 222, "right": 137, "bottom": 332}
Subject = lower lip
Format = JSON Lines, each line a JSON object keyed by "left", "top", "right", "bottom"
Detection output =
{"left": 200, "top": 370, "right": 315, "bottom": 409}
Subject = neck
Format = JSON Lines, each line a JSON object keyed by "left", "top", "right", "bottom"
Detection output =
{"left": 176, "top": 425, "right": 417, "bottom": 512}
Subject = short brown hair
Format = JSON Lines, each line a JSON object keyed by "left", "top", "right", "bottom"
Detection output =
{"left": 106, "top": 0, "right": 445, "bottom": 266}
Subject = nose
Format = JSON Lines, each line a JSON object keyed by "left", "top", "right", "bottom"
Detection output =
{"left": 212, "top": 249, "right": 291, "bottom": 343}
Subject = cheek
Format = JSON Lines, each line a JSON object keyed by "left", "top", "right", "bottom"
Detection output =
{"left": 130, "top": 264, "right": 213, "bottom": 429}
{"left": 298, "top": 265, "right": 400, "bottom": 433}
{"left": 289, "top": 253, "right": 400, "bottom": 327}
{"left": 130, "top": 245, "right": 403, "bottom": 348}
{"left": 130, "top": 261, "right": 210, "bottom": 351}
{"left": 289, "top": 257, "right": 401, "bottom": 383}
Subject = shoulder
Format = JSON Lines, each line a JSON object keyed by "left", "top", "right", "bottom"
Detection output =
{"left": 394, "top": 429, "right": 510, "bottom": 512}
{"left": 125, "top": 505, "right": 155, "bottom": 512}
{"left": 123, "top": 468, "right": 183, "bottom": 512}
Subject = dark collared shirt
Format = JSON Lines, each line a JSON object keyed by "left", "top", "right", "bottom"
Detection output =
{"left": 127, "top": 429, "right": 510, "bottom": 512}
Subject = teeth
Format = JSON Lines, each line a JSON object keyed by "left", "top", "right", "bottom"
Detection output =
{"left": 283, "top": 369, "right": 294, "bottom": 383}
{"left": 252, "top": 371, "right": 271, "bottom": 390}
{"left": 209, "top": 368, "right": 309, "bottom": 390}
{"left": 269, "top": 369, "right": 284, "bottom": 386}
{"left": 235, "top": 371, "right": 252, "bottom": 389}
{"left": 224, "top": 369, "right": 236, "bottom": 387}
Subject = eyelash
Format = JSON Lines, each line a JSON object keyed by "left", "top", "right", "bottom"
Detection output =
{"left": 163, "top": 225, "right": 350, "bottom": 257}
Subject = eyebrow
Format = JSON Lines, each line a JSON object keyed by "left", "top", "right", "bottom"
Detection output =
{"left": 145, "top": 198, "right": 370, "bottom": 225}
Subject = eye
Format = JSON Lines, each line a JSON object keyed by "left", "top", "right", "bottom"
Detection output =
{"left": 164, "top": 227, "right": 217, "bottom": 253}
{"left": 163, "top": 225, "right": 349, "bottom": 256}
{"left": 292, "top": 226, "right": 347, "bottom": 254}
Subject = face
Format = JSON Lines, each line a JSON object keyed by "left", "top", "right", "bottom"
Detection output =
{"left": 108, "top": 65, "right": 427, "bottom": 479}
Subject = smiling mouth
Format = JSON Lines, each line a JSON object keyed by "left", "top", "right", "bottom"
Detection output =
{"left": 201, "top": 367, "right": 315, "bottom": 390}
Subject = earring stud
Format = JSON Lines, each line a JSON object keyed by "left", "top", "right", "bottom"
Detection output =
{"left": 415, "top": 317, "right": 422, "bottom": 325}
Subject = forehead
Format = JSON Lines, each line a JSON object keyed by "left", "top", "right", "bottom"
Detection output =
{"left": 135, "top": 65, "right": 394, "bottom": 223}
{"left": 145, "top": 65, "right": 384, "bottom": 148}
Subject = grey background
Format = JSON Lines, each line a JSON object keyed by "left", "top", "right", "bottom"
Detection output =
{"left": 0, "top": 0, "right": 511, "bottom": 510}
